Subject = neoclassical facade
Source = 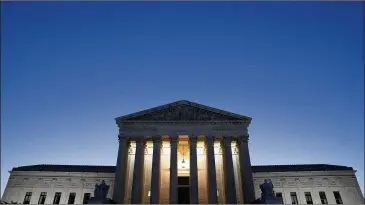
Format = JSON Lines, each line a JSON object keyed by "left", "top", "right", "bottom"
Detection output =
{"left": 2, "top": 100, "right": 364, "bottom": 204}
{"left": 113, "top": 100, "right": 255, "bottom": 204}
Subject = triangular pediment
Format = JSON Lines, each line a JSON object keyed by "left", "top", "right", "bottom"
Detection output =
{"left": 116, "top": 100, "right": 251, "bottom": 122}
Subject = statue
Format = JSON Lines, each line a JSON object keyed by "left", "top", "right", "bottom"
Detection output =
{"left": 260, "top": 179, "right": 275, "bottom": 199}
{"left": 259, "top": 179, "right": 282, "bottom": 204}
{"left": 94, "top": 180, "right": 109, "bottom": 199}
{"left": 88, "top": 180, "right": 111, "bottom": 204}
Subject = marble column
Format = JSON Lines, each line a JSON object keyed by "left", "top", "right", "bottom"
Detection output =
{"left": 189, "top": 135, "right": 199, "bottom": 204}
{"left": 237, "top": 136, "right": 255, "bottom": 204}
{"left": 131, "top": 137, "right": 146, "bottom": 204}
{"left": 206, "top": 136, "right": 218, "bottom": 204}
{"left": 150, "top": 136, "right": 162, "bottom": 204}
{"left": 221, "top": 136, "right": 237, "bottom": 203}
{"left": 112, "top": 135, "right": 130, "bottom": 204}
{"left": 169, "top": 135, "right": 178, "bottom": 204}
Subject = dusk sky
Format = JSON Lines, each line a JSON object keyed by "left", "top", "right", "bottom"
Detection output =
{"left": 1, "top": 2, "right": 364, "bottom": 196}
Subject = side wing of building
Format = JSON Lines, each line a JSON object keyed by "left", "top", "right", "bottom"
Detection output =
{"left": 1, "top": 164, "right": 363, "bottom": 204}
{"left": 252, "top": 165, "right": 364, "bottom": 204}
{"left": 1, "top": 165, "right": 116, "bottom": 204}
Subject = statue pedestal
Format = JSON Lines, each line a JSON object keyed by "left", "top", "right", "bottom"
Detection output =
{"left": 87, "top": 197, "right": 113, "bottom": 204}
{"left": 261, "top": 196, "right": 282, "bottom": 204}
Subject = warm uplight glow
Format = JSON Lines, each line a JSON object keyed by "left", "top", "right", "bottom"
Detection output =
{"left": 197, "top": 147, "right": 204, "bottom": 155}
{"left": 129, "top": 141, "right": 136, "bottom": 154}
{"left": 148, "top": 191, "right": 151, "bottom": 197}
{"left": 231, "top": 141, "right": 238, "bottom": 154}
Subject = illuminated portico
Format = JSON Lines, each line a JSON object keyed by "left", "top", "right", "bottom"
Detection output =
{"left": 112, "top": 100, "right": 256, "bottom": 204}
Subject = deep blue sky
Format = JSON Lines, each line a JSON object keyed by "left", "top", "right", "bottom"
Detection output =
{"left": 1, "top": 2, "right": 364, "bottom": 196}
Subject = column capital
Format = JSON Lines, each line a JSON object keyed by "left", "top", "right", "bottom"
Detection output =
{"left": 222, "top": 136, "right": 233, "bottom": 143}
{"left": 134, "top": 136, "right": 146, "bottom": 142}
{"left": 237, "top": 136, "right": 249, "bottom": 144}
{"left": 189, "top": 135, "right": 198, "bottom": 143}
{"left": 152, "top": 135, "right": 162, "bottom": 143}
{"left": 206, "top": 136, "right": 216, "bottom": 142}
{"left": 170, "top": 135, "right": 178, "bottom": 143}
{"left": 118, "top": 135, "right": 128, "bottom": 141}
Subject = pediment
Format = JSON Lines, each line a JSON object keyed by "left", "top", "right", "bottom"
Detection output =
{"left": 116, "top": 100, "right": 251, "bottom": 122}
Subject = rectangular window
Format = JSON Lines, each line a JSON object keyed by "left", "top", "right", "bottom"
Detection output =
{"left": 68, "top": 193, "right": 76, "bottom": 204}
{"left": 333, "top": 191, "right": 343, "bottom": 204}
{"left": 38, "top": 192, "right": 47, "bottom": 204}
{"left": 23, "top": 192, "right": 32, "bottom": 204}
{"left": 290, "top": 192, "right": 298, "bottom": 204}
{"left": 83, "top": 193, "right": 91, "bottom": 204}
{"left": 276, "top": 192, "right": 284, "bottom": 204}
{"left": 53, "top": 192, "right": 62, "bottom": 204}
{"left": 305, "top": 192, "right": 313, "bottom": 204}
{"left": 319, "top": 191, "right": 328, "bottom": 204}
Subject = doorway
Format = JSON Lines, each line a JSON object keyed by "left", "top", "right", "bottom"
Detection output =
{"left": 178, "top": 176, "right": 190, "bottom": 204}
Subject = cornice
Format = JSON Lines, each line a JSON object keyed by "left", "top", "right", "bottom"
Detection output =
{"left": 118, "top": 120, "right": 249, "bottom": 126}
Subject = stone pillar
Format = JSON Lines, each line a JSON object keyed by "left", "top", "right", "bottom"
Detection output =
{"left": 112, "top": 135, "right": 130, "bottom": 203}
{"left": 131, "top": 137, "right": 146, "bottom": 204}
{"left": 221, "top": 136, "right": 237, "bottom": 203}
{"left": 150, "top": 136, "right": 162, "bottom": 204}
{"left": 169, "top": 135, "right": 178, "bottom": 204}
{"left": 237, "top": 136, "right": 255, "bottom": 203}
{"left": 189, "top": 135, "right": 199, "bottom": 204}
{"left": 206, "top": 136, "right": 218, "bottom": 204}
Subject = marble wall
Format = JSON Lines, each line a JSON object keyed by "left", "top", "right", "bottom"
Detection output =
{"left": 2, "top": 168, "right": 363, "bottom": 204}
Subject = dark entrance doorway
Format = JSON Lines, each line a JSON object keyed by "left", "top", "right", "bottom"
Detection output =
{"left": 178, "top": 176, "right": 190, "bottom": 204}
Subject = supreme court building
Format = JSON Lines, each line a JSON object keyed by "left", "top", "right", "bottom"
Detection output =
{"left": 2, "top": 100, "right": 364, "bottom": 204}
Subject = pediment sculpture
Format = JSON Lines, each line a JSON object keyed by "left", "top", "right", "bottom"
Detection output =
{"left": 121, "top": 104, "right": 243, "bottom": 121}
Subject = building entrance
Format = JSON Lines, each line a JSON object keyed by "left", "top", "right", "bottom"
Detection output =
{"left": 177, "top": 176, "right": 190, "bottom": 204}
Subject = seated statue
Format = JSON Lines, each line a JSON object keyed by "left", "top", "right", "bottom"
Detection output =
{"left": 260, "top": 179, "right": 275, "bottom": 200}
{"left": 259, "top": 179, "right": 282, "bottom": 204}
{"left": 94, "top": 180, "right": 110, "bottom": 200}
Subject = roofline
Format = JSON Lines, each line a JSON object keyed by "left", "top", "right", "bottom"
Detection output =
{"left": 115, "top": 100, "right": 252, "bottom": 122}
{"left": 10, "top": 164, "right": 355, "bottom": 173}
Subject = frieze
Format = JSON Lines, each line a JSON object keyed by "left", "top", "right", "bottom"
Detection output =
{"left": 328, "top": 177, "right": 340, "bottom": 186}
{"left": 301, "top": 178, "right": 314, "bottom": 187}
{"left": 85, "top": 182, "right": 94, "bottom": 189}
{"left": 69, "top": 182, "right": 80, "bottom": 188}
{"left": 342, "top": 177, "right": 357, "bottom": 186}
{"left": 8, "top": 179, "right": 23, "bottom": 188}
{"left": 273, "top": 179, "right": 282, "bottom": 187}
{"left": 119, "top": 122, "right": 249, "bottom": 136}
{"left": 315, "top": 178, "right": 328, "bottom": 187}
{"left": 36, "top": 180, "right": 51, "bottom": 188}
{"left": 11, "top": 181, "right": 23, "bottom": 188}
{"left": 55, "top": 182, "right": 65, "bottom": 188}
{"left": 24, "top": 178, "right": 38, "bottom": 188}
{"left": 285, "top": 178, "right": 296, "bottom": 187}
